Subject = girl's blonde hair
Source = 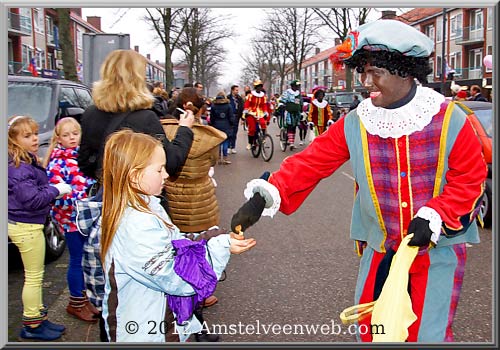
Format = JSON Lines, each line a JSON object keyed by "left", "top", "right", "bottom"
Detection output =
{"left": 42, "top": 117, "right": 81, "bottom": 168}
{"left": 8, "top": 115, "right": 39, "bottom": 167}
{"left": 92, "top": 49, "right": 154, "bottom": 113}
{"left": 100, "top": 129, "right": 172, "bottom": 263}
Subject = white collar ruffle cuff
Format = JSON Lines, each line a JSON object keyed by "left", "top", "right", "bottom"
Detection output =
{"left": 251, "top": 90, "right": 265, "bottom": 98}
{"left": 312, "top": 99, "right": 328, "bottom": 108}
{"left": 287, "top": 88, "right": 301, "bottom": 96}
{"left": 357, "top": 86, "right": 445, "bottom": 138}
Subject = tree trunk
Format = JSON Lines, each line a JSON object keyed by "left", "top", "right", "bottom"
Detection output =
{"left": 56, "top": 8, "right": 78, "bottom": 82}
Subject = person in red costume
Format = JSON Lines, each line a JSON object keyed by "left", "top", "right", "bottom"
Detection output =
{"left": 307, "top": 87, "right": 334, "bottom": 135}
{"left": 231, "top": 19, "right": 487, "bottom": 343}
{"left": 242, "top": 79, "right": 270, "bottom": 150}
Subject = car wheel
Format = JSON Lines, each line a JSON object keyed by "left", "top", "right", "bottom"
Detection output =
{"left": 479, "top": 178, "right": 492, "bottom": 228}
{"left": 44, "top": 216, "right": 66, "bottom": 262}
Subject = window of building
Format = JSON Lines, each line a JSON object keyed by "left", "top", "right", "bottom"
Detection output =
{"left": 76, "top": 28, "right": 83, "bottom": 49}
{"left": 436, "top": 55, "right": 442, "bottom": 77}
{"left": 425, "top": 24, "right": 435, "bottom": 40}
{"left": 35, "top": 48, "right": 45, "bottom": 69}
{"left": 449, "top": 52, "right": 462, "bottom": 76}
{"left": 469, "top": 48, "right": 483, "bottom": 79}
{"left": 33, "top": 8, "right": 44, "bottom": 34}
{"left": 47, "top": 52, "right": 54, "bottom": 70}
{"left": 450, "top": 14, "right": 463, "bottom": 38}
{"left": 487, "top": 8, "right": 492, "bottom": 29}
{"left": 436, "top": 18, "right": 442, "bottom": 42}
{"left": 486, "top": 46, "right": 492, "bottom": 72}
{"left": 470, "top": 9, "right": 483, "bottom": 31}
{"left": 46, "top": 15, "right": 54, "bottom": 38}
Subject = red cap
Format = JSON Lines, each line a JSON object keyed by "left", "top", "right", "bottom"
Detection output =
{"left": 456, "top": 91, "right": 467, "bottom": 99}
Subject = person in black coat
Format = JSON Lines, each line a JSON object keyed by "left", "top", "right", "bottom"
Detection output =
{"left": 470, "top": 85, "right": 488, "bottom": 102}
{"left": 227, "top": 85, "right": 244, "bottom": 154}
{"left": 78, "top": 50, "right": 194, "bottom": 183}
{"left": 209, "top": 91, "right": 235, "bottom": 164}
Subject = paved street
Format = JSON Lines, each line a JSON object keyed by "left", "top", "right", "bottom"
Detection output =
{"left": 7, "top": 122, "right": 494, "bottom": 343}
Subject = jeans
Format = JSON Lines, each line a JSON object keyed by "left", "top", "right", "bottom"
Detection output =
{"left": 65, "top": 230, "right": 86, "bottom": 297}
{"left": 229, "top": 122, "right": 239, "bottom": 149}
{"left": 8, "top": 222, "right": 45, "bottom": 320}
{"left": 220, "top": 139, "right": 230, "bottom": 157}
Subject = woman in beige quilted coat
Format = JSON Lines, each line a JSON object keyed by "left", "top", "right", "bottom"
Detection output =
{"left": 161, "top": 87, "right": 228, "bottom": 341}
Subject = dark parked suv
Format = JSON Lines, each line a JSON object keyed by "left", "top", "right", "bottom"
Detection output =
{"left": 324, "top": 91, "right": 364, "bottom": 120}
{"left": 8, "top": 75, "right": 93, "bottom": 260}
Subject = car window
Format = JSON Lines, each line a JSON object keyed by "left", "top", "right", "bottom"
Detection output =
{"left": 8, "top": 82, "right": 53, "bottom": 124}
{"left": 58, "top": 86, "right": 81, "bottom": 115}
{"left": 74, "top": 88, "right": 93, "bottom": 109}
{"left": 473, "top": 109, "right": 493, "bottom": 138}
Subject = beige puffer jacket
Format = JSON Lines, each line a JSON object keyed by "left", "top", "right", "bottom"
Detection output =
{"left": 161, "top": 119, "right": 226, "bottom": 232}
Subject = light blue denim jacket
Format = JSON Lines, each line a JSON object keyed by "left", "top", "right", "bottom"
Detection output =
{"left": 102, "top": 196, "right": 231, "bottom": 342}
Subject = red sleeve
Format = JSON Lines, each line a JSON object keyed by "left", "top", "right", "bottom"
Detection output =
{"left": 268, "top": 118, "right": 350, "bottom": 215}
{"left": 244, "top": 95, "right": 252, "bottom": 110}
{"left": 426, "top": 118, "right": 488, "bottom": 230}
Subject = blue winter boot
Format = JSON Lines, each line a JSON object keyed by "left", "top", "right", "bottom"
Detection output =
{"left": 19, "top": 322, "right": 63, "bottom": 341}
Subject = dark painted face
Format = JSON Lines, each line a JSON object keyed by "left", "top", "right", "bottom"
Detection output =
{"left": 316, "top": 91, "right": 324, "bottom": 102}
{"left": 360, "top": 63, "right": 413, "bottom": 108}
{"left": 291, "top": 84, "right": 300, "bottom": 91}
{"left": 255, "top": 84, "right": 263, "bottom": 92}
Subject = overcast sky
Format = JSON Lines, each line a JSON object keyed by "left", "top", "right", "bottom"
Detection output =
{"left": 81, "top": 8, "right": 271, "bottom": 87}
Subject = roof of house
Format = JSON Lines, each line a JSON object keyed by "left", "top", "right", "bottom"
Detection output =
{"left": 302, "top": 46, "right": 337, "bottom": 67}
{"left": 396, "top": 8, "right": 442, "bottom": 24}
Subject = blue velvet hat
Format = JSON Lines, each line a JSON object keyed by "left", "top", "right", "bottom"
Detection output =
{"left": 330, "top": 19, "right": 434, "bottom": 70}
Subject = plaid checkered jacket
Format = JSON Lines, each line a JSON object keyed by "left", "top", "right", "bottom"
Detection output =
{"left": 75, "top": 197, "right": 104, "bottom": 310}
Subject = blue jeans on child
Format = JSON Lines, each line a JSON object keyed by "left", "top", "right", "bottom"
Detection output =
{"left": 65, "top": 231, "right": 86, "bottom": 297}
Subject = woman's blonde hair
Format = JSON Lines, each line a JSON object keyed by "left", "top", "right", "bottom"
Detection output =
{"left": 8, "top": 115, "right": 39, "bottom": 167}
{"left": 100, "top": 129, "right": 172, "bottom": 263}
{"left": 92, "top": 49, "right": 154, "bottom": 113}
{"left": 42, "top": 117, "right": 81, "bottom": 168}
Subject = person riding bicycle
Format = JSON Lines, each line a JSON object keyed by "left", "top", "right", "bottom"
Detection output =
{"left": 243, "top": 80, "right": 270, "bottom": 150}
{"left": 280, "top": 80, "right": 303, "bottom": 150}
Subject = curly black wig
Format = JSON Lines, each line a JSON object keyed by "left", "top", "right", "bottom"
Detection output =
{"left": 344, "top": 49, "right": 433, "bottom": 84}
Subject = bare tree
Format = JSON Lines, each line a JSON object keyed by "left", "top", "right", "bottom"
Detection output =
{"left": 176, "top": 8, "right": 233, "bottom": 94}
{"left": 252, "top": 27, "right": 290, "bottom": 93}
{"left": 313, "top": 8, "right": 372, "bottom": 91}
{"left": 265, "top": 8, "right": 321, "bottom": 79}
{"left": 143, "top": 8, "right": 193, "bottom": 92}
{"left": 56, "top": 8, "right": 78, "bottom": 81}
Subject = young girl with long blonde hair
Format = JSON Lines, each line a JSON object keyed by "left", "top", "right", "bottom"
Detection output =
{"left": 44, "top": 117, "right": 97, "bottom": 323}
{"left": 100, "top": 130, "right": 256, "bottom": 342}
{"left": 8, "top": 116, "right": 71, "bottom": 341}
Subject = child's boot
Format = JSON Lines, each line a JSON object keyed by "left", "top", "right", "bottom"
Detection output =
{"left": 66, "top": 296, "right": 98, "bottom": 322}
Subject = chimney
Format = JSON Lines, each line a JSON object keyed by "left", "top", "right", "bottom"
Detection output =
{"left": 146, "top": 54, "right": 151, "bottom": 61}
{"left": 86, "top": 16, "right": 101, "bottom": 31}
{"left": 381, "top": 10, "right": 397, "bottom": 19}
{"left": 315, "top": 47, "right": 321, "bottom": 55}
{"left": 134, "top": 46, "right": 139, "bottom": 52}
{"left": 155, "top": 60, "right": 159, "bottom": 64}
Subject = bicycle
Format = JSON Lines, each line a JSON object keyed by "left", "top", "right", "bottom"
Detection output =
{"left": 251, "top": 117, "right": 274, "bottom": 162}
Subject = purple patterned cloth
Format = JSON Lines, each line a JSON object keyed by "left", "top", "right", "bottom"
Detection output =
{"left": 166, "top": 239, "right": 218, "bottom": 324}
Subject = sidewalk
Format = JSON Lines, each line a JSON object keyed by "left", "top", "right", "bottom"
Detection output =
{"left": 47, "top": 288, "right": 100, "bottom": 342}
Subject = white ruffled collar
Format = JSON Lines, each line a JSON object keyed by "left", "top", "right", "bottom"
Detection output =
{"left": 312, "top": 99, "right": 328, "bottom": 108}
{"left": 357, "top": 86, "right": 445, "bottom": 138}
{"left": 287, "top": 88, "right": 300, "bottom": 96}
{"left": 251, "top": 90, "right": 265, "bottom": 98}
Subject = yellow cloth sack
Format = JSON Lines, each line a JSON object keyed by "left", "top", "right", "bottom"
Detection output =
{"left": 340, "top": 234, "right": 419, "bottom": 342}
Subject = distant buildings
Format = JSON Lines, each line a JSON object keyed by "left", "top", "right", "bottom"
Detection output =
{"left": 8, "top": 7, "right": 168, "bottom": 86}
{"left": 271, "top": 7, "right": 493, "bottom": 96}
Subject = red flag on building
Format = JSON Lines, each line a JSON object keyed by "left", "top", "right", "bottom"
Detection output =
{"left": 28, "top": 58, "right": 38, "bottom": 77}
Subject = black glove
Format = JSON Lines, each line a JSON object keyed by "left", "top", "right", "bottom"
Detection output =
{"left": 407, "top": 217, "right": 433, "bottom": 247}
{"left": 231, "top": 192, "right": 266, "bottom": 233}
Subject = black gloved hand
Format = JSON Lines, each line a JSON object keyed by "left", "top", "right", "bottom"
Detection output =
{"left": 231, "top": 192, "right": 266, "bottom": 234}
{"left": 407, "top": 217, "right": 433, "bottom": 247}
